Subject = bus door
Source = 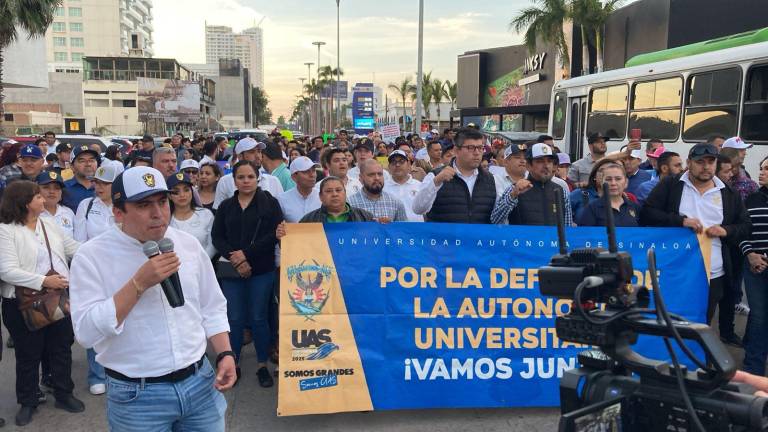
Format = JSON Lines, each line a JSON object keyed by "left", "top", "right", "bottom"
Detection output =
{"left": 568, "top": 96, "right": 587, "bottom": 160}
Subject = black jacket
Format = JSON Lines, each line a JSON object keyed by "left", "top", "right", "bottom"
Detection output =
{"left": 299, "top": 205, "right": 374, "bottom": 223}
{"left": 640, "top": 174, "right": 750, "bottom": 279}
{"left": 211, "top": 189, "right": 283, "bottom": 275}
{"left": 425, "top": 165, "right": 496, "bottom": 223}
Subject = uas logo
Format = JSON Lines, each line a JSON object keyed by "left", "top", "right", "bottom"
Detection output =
{"left": 286, "top": 260, "right": 334, "bottom": 321}
{"left": 291, "top": 329, "right": 340, "bottom": 361}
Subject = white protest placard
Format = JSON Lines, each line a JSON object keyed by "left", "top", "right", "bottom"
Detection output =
{"left": 379, "top": 124, "right": 401, "bottom": 143}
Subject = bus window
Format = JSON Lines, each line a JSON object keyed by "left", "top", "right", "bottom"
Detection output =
{"left": 629, "top": 77, "right": 682, "bottom": 140}
{"left": 682, "top": 68, "right": 740, "bottom": 141}
{"left": 552, "top": 92, "right": 567, "bottom": 139}
{"left": 587, "top": 84, "right": 628, "bottom": 139}
{"left": 742, "top": 64, "right": 768, "bottom": 142}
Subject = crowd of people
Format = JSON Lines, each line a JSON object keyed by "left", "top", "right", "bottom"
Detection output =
{"left": 0, "top": 125, "right": 764, "bottom": 428}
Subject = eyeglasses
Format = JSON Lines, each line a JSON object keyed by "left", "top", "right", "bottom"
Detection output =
{"left": 183, "top": 169, "right": 198, "bottom": 175}
{"left": 389, "top": 158, "right": 407, "bottom": 166}
{"left": 460, "top": 145, "right": 484, "bottom": 153}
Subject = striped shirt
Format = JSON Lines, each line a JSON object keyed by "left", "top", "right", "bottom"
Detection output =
{"left": 740, "top": 188, "right": 768, "bottom": 256}
{"left": 348, "top": 190, "right": 408, "bottom": 222}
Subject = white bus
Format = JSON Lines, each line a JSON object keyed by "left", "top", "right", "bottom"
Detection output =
{"left": 549, "top": 31, "right": 768, "bottom": 175}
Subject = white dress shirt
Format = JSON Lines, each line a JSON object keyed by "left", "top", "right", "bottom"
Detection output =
{"left": 70, "top": 226, "right": 229, "bottom": 377}
{"left": 384, "top": 176, "right": 424, "bottom": 222}
{"left": 42, "top": 205, "right": 75, "bottom": 239}
{"left": 278, "top": 187, "right": 321, "bottom": 223}
{"left": 680, "top": 172, "right": 726, "bottom": 278}
{"left": 74, "top": 197, "right": 115, "bottom": 243}
{"left": 313, "top": 175, "right": 363, "bottom": 197}
{"left": 170, "top": 208, "right": 217, "bottom": 258}
{"left": 412, "top": 162, "right": 480, "bottom": 215}
{"left": 212, "top": 171, "right": 284, "bottom": 209}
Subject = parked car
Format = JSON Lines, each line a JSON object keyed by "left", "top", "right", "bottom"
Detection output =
{"left": 56, "top": 134, "right": 112, "bottom": 152}
{"left": 228, "top": 129, "right": 269, "bottom": 143}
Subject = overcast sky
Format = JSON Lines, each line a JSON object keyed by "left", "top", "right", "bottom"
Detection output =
{"left": 152, "top": 0, "right": 538, "bottom": 119}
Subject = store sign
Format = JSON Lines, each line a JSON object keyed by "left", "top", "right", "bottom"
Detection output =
{"left": 523, "top": 52, "right": 547, "bottom": 74}
{"left": 518, "top": 73, "right": 543, "bottom": 87}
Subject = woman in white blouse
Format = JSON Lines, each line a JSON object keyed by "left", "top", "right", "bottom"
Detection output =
{"left": 36, "top": 171, "right": 75, "bottom": 238}
{"left": 74, "top": 161, "right": 123, "bottom": 243}
{"left": 0, "top": 180, "right": 83, "bottom": 426}
{"left": 167, "top": 172, "right": 217, "bottom": 258}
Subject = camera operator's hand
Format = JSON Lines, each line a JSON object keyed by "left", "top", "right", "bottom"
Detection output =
{"left": 733, "top": 370, "right": 768, "bottom": 397}
{"left": 510, "top": 179, "right": 532, "bottom": 198}
{"left": 705, "top": 224, "right": 727, "bottom": 238}
{"left": 682, "top": 217, "right": 704, "bottom": 233}
{"left": 747, "top": 252, "right": 768, "bottom": 274}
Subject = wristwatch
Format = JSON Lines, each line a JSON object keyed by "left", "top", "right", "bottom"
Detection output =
{"left": 216, "top": 350, "right": 236, "bottom": 365}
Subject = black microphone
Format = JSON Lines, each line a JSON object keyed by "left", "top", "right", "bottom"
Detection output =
{"left": 158, "top": 238, "right": 185, "bottom": 307}
{"left": 141, "top": 240, "right": 184, "bottom": 308}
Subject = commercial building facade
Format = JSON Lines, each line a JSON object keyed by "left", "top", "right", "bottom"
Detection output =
{"left": 205, "top": 25, "right": 264, "bottom": 88}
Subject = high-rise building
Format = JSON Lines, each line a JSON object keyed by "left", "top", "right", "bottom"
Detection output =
{"left": 45, "top": 0, "right": 154, "bottom": 72}
{"left": 205, "top": 25, "right": 264, "bottom": 88}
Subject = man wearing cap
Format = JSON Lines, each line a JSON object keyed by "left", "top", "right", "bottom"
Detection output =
{"left": 641, "top": 143, "right": 750, "bottom": 325}
{"left": 180, "top": 159, "right": 200, "bottom": 186}
{"left": 635, "top": 151, "right": 683, "bottom": 206}
{"left": 38, "top": 171, "right": 76, "bottom": 239}
{"left": 62, "top": 145, "right": 100, "bottom": 211}
{"left": 385, "top": 150, "right": 423, "bottom": 222}
{"left": 277, "top": 157, "right": 321, "bottom": 223}
{"left": 639, "top": 139, "right": 664, "bottom": 171}
{"left": 349, "top": 160, "right": 408, "bottom": 223}
{"left": 556, "top": 153, "right": 574, "bottom": 190}
{"left": 51, "top": 142, "right": 73, "bottom": 177}
{"left": 620, "top": 145, "right": 652, "bottom": 196}
{"left": 491, "top": 143, "right": 572, "bottom": 226}
{"left": 569, "top": 134, "right": 607, "bottom": 188}
{"left": 0, "top": 144, "right": 46, "bottom": 199}
{"left": 413, "top": 128, "right": 497, "bottom": 223}
{"left": 262, "top": 142, "right": 295, "bottom": 191}
{"left": 213, "top": 138, "right": 283, "bottom": 209}
{"left": 69, "top": 166, "right": 236, "bottom": 431}
{"left": 348, "top": 138, "right": 392, "bottom": 183}
{"left": 129, "top": 135, "right": 155, "bottom": 164}
{"left": 722, "top": 136, "right": 754, "bottom": 179}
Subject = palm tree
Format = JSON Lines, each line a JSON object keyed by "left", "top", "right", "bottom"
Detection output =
{"left": 0, "top": 0, "right": 61, "bottom": 132}
{"left": 590, "top": 0, "right": 622, "bottom": 72}
{"left": 408, "top": 71, "right": 433, "bottom": 127}
{"left": 318, "top": 66, "right": 344, "bottom": 130}
{"left": 570, "top": 0, "right": 594, "bottom": 76}
{"left": 304, "top": 79, "right": 322, "bottom": 134}
{"left": 510, "top": 0, "right": 571, "bottom": 78}
{"left": 430, "top": 79, "right": 446, "bottom": 130}
{"left": 388, "top": 76, "right": 412, "bottom": 132}
{"left": 444, "top": 80, "right": 458, "bottom": 111}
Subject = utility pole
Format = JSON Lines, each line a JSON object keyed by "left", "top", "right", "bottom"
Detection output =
{"left": 313, "top": 41, "right": 326, "bottom": 135}
{"left": 336, "top": 0, "right": 341, "bottom": 131}
{"left": 414, "top": 0, "right": 424, "bottom": 135}
{"left": 299, "top": 78, "right": 307, "bottom": 132}
{"left": 304, "top": 62, "right": 314, "bottom": 134}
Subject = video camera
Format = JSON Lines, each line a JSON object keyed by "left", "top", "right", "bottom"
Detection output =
{"left": 538, "top": 185, "right": 768, "bottom": 432}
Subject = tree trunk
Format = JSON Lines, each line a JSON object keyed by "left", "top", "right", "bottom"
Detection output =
{"left": 436, "top": 104, "right": 440, "bottom": 131}
{"left": 0, "top": 48, "right": 4, "bottom": 135}
{"left": 595, "top": 30, "right": 604, "bottom": 73}
{"left": 401, "top": 97, "right": 406, "bottom": 132}
{"left": 581, "top": 26, "right": 590, "bottom": 76}
{"left": 558, "top": 32, "right": 571, "bottom": 79}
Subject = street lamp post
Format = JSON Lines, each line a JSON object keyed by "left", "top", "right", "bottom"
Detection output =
{"left": 336, "top": 0, "right": 341, "bottom": 131}
{"left": 312, "top": 41, "right": 326, "bottom": 135}
{"left": 414, "top": 0, "right": 424, "bottom": 135}
{"left": 304, "top": 62, "right": 314, "bottom": 134}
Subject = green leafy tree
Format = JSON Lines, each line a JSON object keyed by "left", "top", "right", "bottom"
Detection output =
{"left": 0, "top": 0, "right": 61, "bottom": 132}
{"left": 511, "top": 0, "right": 571, "bottom": 78}
{"left": 431, "top": 78, "right": 446, "bottom": 129}
{"left": 251, "top": 86, "right": 272, "bottom": 125}
{"left": 408, "top": 71, "right": 433, "bottom": 125}
{"left": 444, "top": 80, "right": 458, "bottom": 110}
{"left": 388, "top": 76, "right": 413, "bottom": 131}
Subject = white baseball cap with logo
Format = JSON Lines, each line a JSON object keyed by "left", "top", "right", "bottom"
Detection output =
{"left": 526, "top": 143, "right": 558, "bottom": 160}
{"left": 289, "top": 156, "right": 320, "bottom": 174}
{"left": 722, "top": 136, "right": 752, "bottom": 149}
{"left": 94, "top": 160, "right": 124, "bottom": 183}
{"left": 179, "top": 159, "right": 200, "bottom": 171}
{"left": 111, "top": 166, "right": 169, "bottom": 204}
{"left": 234, "top": 137, "right": 266, "bottom": 155}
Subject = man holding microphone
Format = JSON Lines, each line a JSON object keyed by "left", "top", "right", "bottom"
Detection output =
{"left": 69, "top": 166, "right": 236, "bottom": 431}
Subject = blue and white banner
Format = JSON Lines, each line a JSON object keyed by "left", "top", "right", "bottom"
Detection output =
{"left": 278, "top": 223, "right": 709, "bottom": 415}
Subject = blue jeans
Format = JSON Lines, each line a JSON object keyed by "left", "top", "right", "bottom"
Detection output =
{"left": 220, "top": 271, "right": 274, "bottom": 363}
{"left": 106, "top": 358, "right": 226, "bottom": 432}
{"left": 87, "top": 348, "right": 106, "bottom": 386}
{"left": 743, "top": 262, "right": 768, "bottom": 375}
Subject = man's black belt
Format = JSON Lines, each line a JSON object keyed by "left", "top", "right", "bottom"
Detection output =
{"left": 105, "top": 355, "right": 206, "bottom": 383}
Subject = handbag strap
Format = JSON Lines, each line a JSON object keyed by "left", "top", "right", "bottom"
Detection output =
{"left": 39, "top": 220, "right": 55, "bottom": 274}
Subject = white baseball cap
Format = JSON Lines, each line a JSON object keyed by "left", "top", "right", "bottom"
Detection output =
{"left": 111, "top": 166, "right": 169, "bottom": 204}
{"left": 387, "top": 149, "right": 409, "bottom": 162}
{"left": 629, "top": 149, "right": 644, "bottom": 159}
{"left": 94, "top": 160, "right": 123, "bottom": 183}
{"left": 234, "top": 137, "right": 266, "bottom": 155}
{"left": 526, "top": 143, "right": 558, "bottom": 160}
{"left": 289, "top": 156, "right": 319, "bottom": 174}
{"left": 722, "top": 136, "right": 752, "bottom": 149}
{"left": 179, "top": 159, "right": 200, "bottom": 171}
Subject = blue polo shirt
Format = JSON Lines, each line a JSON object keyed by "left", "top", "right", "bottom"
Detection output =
{"left": 626, "top": 169, "right": 652, "bottom": 196}
{"left": 62, "top": 178, "right": 94, "bottom": 212}
{"left": 576, "top": 196, "right": 640, "bottom": 227}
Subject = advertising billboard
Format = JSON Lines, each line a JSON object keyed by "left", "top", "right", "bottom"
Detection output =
{"left": 138, "top": 77, "right": 201, "bottom": 123}
{"left": 321, "top": 80, "right": 348, "bottom": 99}
{"left": 352, "top": 83, "right": 375, "bottom": 133}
